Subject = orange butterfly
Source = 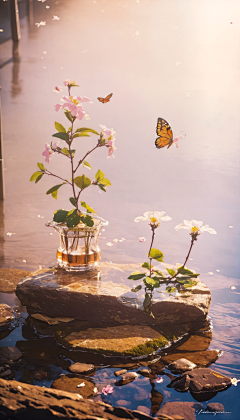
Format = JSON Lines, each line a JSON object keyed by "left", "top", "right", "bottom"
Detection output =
{"left": 155, "top": 117, "right": 184, "bottom": 149}
{"left": 97, "top": 93, "right": 113, "bottom": 104}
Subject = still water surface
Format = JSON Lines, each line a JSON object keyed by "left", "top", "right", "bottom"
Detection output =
{"left": 0, "top": 0, "right": 239, "bottom": 418}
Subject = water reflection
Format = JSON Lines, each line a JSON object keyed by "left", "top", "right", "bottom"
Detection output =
{"left": 11, "top": 41, "right": 22, "bottom": 97}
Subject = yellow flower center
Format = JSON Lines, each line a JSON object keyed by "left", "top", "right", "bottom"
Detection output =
{"left": 191, "top": 226, "right": 199, "bottom": 233}
{"left": 71, "top": 98, "right": 79, "bottom": 105}
{"left": 149, "top": 217, "right": 158, "bottom": 223}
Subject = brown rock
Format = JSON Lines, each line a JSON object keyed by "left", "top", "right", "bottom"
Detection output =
{"left": 121, "top": 372, "right": 139, "bottom": 383}
{"left": 0, "top": 268, "right": 30, "bottom": 292}
{"left": 51, "top": 375, "right": 96, "bottom": 398}
{"left": 0, "top": 303, "right": 14, "bottom": 331}
{"left": 136, "top": 406, "right": 150, "bottom": 415}
{"left": 0, "top": 346, "right": 22, "bottom": 364}
{"left": 16, "top": 267, "right": 211, "bottom": 330}
{"left": 0, "top": 377, "right": 156, "bottom": 420}
{"left": 138, "top": 368, "right": 150, "bottom": 376}
{"left": 168, "top": 358, "right": 196, "bottom": 374}
{"left": 207, "top": 402, "right": 225, "bottom": 412}
{"left": 0, "top": 368, "right": 11, "bottom": 377}
{"left": 158, "top": 402, "right": 204, "bottom": 420}
{"left": 68, "top": 362, "right": 95, "bottom": 374}
{"left": 114, "top": 369, "right": 127, "bottom": 376}
{"left": 161, "top": 350, "right": 220, "bottom": 367}
{"left": 169, "top": 368, "right": 232, "bottom": 393}
{"left": 176, "top": 334, "right": 211, "bottom": 352}
{"left": 61, "top": 324, "right": 167, "bottom": 356}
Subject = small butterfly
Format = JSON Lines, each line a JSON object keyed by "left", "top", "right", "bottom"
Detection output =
{"left": 155, "top": 117, "right": 184, "bottom": 149}
{"left": 97, "top": 93, "right": 113, "bottom": 104}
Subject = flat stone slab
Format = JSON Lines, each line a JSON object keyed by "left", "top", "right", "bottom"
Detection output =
{"left": 0, "top": 268, "right": 31, "bottom": 293}
{"left": 168, "top": 368, "right": 232, "bottom": 393}
{"left": 69, "top": 362, "right": 95, "bottom": 374}
{"left": 0, "top": 304, "right": 14, "bottom": 331}
{"left": 158, "top": 402, "right": 204, "bottom": 420}
{"left": 0, "top": 346, "right": 22, "bottom": 364}
{"left": 58, "top": 325, "right": 168, "bottom": 357}
{"left": 16, "top": 264, "right": 211, "bottom": 331}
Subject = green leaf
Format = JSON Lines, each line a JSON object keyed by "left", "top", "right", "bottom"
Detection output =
{"left": 46, "top": 184, "right": 64, "bottom": 195}
{"left": 46, "top": 184, "right": 64, "bottom": 200}
{"left": 74, "top": 175, "right": 91, "bottom": 190}
{"left": 53, "top": 209, "right": 68, "bottom": 223}
{"left": 30, "top": 171, "right": 43, "bottom": 182}
{"left": 177, "top": 266, "right": 199, "bottom": 276}
{"left": 142, "top": 262, "right": 150, "bottom": 269}
{"left": 166, "top": 286, "right": 176, "bottom": 294}
{"left": 95, "top": 169, "right": 105, "bottom": 181}
{"left": 128, "top": 271, "right": 146, "bottom": 280}
{"left": 99, "top": 185, "right": 106, "bottom": 192}
{"left": 52, "top": 132, "right": 70, "bottom": 141}
{"left": 183, "top": 280, "right": 198, "bottom": 288}
{"left": 82, "top": 160, "right": 92, "bottom": 170}
{"left": 143, "top": 292, "right": 151, "bottom": 308}
{"left": 75, "top": 128, "right": 100, "bottom": 135}
{"left": 55, "top": 122, "right": 66, "bottom": 133}
{"left": 64, "top": 110, "right": 73, "bottom": 122}
{"left": 69, "top": 197, "right": 77, "bottom": 207}
{"left": 149, "top": 248, "right": 164, "bottom": 262}
{"left": 153, "top": 269, "right": 164, "bottom": 276}
{"left": 73, "top": 133, "right": 91, "bottom": 138}
{"left": 66, "top": 209, "right": 80, "bottom": 228}
{"left": 102, "top": 177, "right": 111, "bottom": 187}
{"left": 145, "top": 276, "right": 160, "bottom": 288}
{"left": 37, "top": 162, "right": 45, "bottom": 171}
{"left": 35, "top": 174, "right": 43, "bottom": 183}
{"left": 80, "top": 214, "right": 94, "bottom": 227}
{"left": 61, "top": 148, "right": 70, "bottom": 156}
{"left": 167, "top": 268, "right": 176, "bottom": 276}
{"left": 80, "top": 201, "right": 96, "bottom": 214}
{"left": 131, "top": 285, "right": 142, "bottom": 293}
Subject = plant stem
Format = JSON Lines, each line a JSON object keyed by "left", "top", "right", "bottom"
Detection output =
{"left": 69, "top": 117, "right": 78, "bottom": 210}
{"left": 169, "top": 237, "right": 195, "bottom": 281}
{"left": 148, "top": 227, "right": 155, "bottom": 278}
{"left": 45, "top": 170, "right": 71, "bottom": 185}
{"left": 74, "top": 144, "right": 100, "bottom": 173}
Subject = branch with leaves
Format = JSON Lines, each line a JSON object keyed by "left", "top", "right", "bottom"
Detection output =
{"left": 30, "top": 79, "right": 116, "bottom": 228}
{"left": 128, "top": 212, "right": 217, "bottom": 316}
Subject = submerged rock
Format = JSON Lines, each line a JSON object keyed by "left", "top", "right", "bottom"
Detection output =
{"left": 158, "top": 401, "right": 204, "bottom": 420}
{"left": 207, "top": 402, "right": 225, "bottom": 412}
{"left": 0, "top": 346, "right": 22, "bottom": 364}
{"left": 16, "top": 266, "right": 211, "bottom": 331}
{"left": 51, "top": 375, "right": 96, "bottom": 398}
{"left": 168, "top": 368, "right": 232, "bottom": 393}
{"left": 57, "top": 324, "right": 168, "bottom": 357}
{"left": 0, "top": 303, "right": 14, "bottom": 331}
{"left": 167, "top": 358, "right": 197, "bottom": 374}
{"left": 161, "top": 350, "right": 220, "bottom": 367}
{"left": 0, "top": 268, "right": 31, "bottom": 292}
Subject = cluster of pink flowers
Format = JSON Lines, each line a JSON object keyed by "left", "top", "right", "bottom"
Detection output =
{"left": 55, "top": 95, "right": 91, "bottom": 121}
{"left": 100, "top": 125, "right": 117, "bottom": 158}
{"left": 42, "top": 141, "right": 59, "bottom": 163}
{"left": 101, "top": 385, "right": 114, "bottom": 395}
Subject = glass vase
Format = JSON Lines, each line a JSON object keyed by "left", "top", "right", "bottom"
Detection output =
{"left": 46, "top": 215, "right": 108, "bottom": 272}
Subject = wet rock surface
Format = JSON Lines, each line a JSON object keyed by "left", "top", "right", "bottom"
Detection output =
{"left": 0, "top": 268, "right": 31, "bottom": 293}
{"left": 161, "top": 350, "right": 220, "bottom": 368}
{"left": 207, "top": 402, "right": 225, "bottom": 412}
{"left": 0, "top": 303, "right": 14, "bottom": 331}
{"left": 158, "top": 401, "right": 204, "bottom": 420}
{"left": 0, "top": 378, "right": 161, "bottom": 420}
{"left": 16, "top": 265, "right": 211, "bottom": 330}
{"left": 0, "top": 346, "right": 22, "bottom": 364}
{"left": 51, "top": 375, "right": 96, "bottom": 398}
{"left": 68, "top": 362, "right": 95, "bottom": 374}
{"left": 59, "top": 324, "right": 168, "bottom": 356}
{"left": 168, "top": 368, "right": 232, "bottom": 393}
{"left": 167, "top": 358, "right": 197, "bottom": 374}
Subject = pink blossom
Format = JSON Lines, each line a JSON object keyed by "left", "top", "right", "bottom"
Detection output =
{"left": 55, "top": 95, "right": 91, "bottom": 121}
{"left": 100, "top": 125, "right": 116, "bottom": 140}
{"left": 42, "top": 143, "right": 51, "bottom": 163}
{"left": 106, "top": 139, "right": 116, "bottom": 159}
{"left": 173, "top": 134, "right": 184, "bottom": 148}
{"left": 139, "top": 237, "right": 146, "bottom": 242}
{"left": 156, "top": 376, "right": 163, "bottom": 383}
{"left": 102, "top": 385, "right": 114, "bottom": 395}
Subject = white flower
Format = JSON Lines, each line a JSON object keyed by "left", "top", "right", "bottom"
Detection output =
{"left": 139, "top": 237, "right": 146, "bottom": 242}
{"left": 134, "top": 211, "right": 172, "bottom": 228}
{"left": 231, "top": 378, "right": 240, "bottom": 386}
{"left": 175, "top": 220, "right": 217, "bottom": 239}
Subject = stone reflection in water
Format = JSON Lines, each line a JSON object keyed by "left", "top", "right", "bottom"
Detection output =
{"left": 0, "top": 202, "right": 5, "bottom": 266}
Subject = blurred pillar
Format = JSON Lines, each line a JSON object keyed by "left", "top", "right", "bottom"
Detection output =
{"left": 9, "top": 0, "right": 21, "bottom": 42}
{"left": 0, "top": 87, "right": 5, "bottom": 200}
{"left": 27, "top": 0, "right": 34, "bottom": 26}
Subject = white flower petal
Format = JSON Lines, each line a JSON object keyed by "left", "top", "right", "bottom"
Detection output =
{"left": 134, "top": 216, "right": 148, "bottom": 222}
{"left": 160, "top": 216, "right": 172, "bottom": 221}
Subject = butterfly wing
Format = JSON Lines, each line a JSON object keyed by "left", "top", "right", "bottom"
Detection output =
{"left": 97, "top": 93, "right": 113, "bottom": 103}
{"left": 155, "top": 118, "right": 173, "bottom": 149}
